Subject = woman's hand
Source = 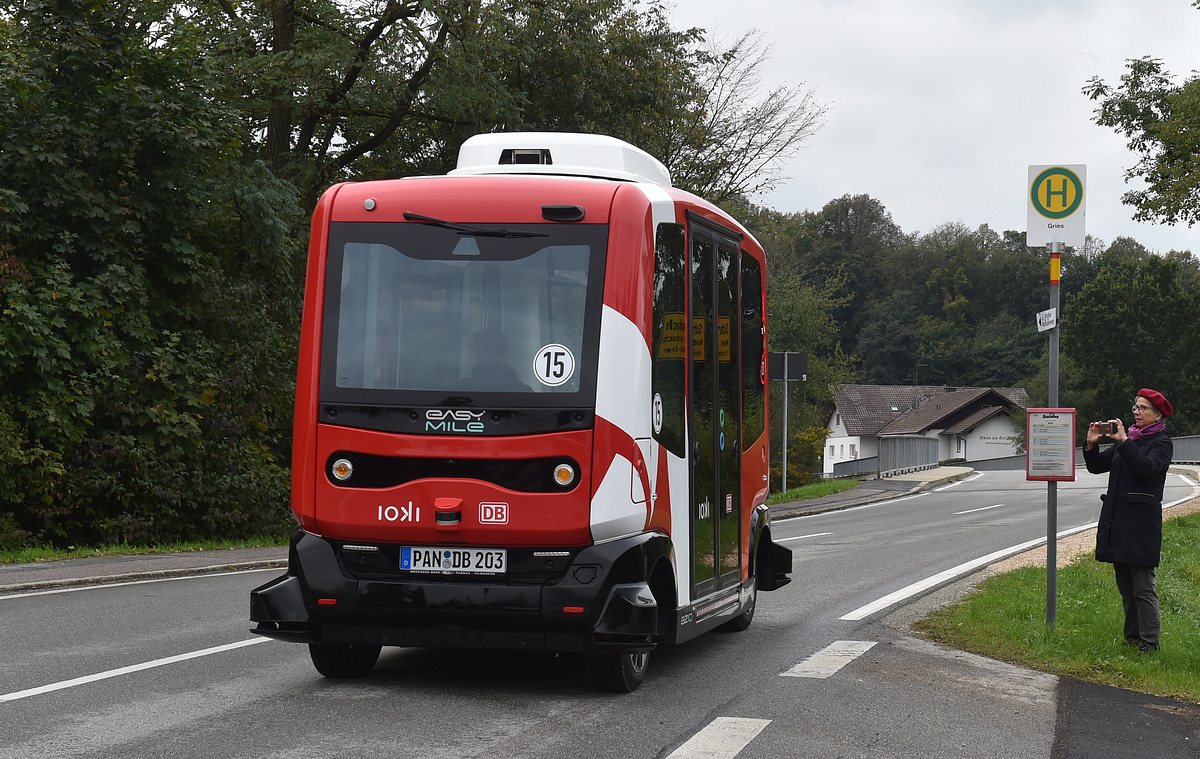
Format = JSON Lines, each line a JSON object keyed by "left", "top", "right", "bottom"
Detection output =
{"left": 1086, "top": 421, "right": 1104, "bottom": 448}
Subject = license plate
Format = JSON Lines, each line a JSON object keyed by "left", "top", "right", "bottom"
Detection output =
{"left": 400, "top": 546, "right": 507, "bottom": 574}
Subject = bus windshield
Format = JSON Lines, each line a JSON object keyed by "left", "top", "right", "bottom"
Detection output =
{"left": 320, "top": 221, "right": 607, "bottom": 404}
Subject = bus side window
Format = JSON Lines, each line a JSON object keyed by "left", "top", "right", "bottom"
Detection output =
{"left": 652, "top": 223, "right": 686, "bottom": 456}
{"left": 740, "top": 254, "right": 765, "bottom": 443}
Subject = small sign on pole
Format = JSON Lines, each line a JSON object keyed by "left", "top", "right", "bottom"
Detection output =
{"left": 1036, "top": 308, "right": 1057, "bottom": 333}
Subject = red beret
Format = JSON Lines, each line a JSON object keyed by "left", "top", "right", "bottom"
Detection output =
{"left": 1137, "top": 388, "right": 1173, "bottom": 418}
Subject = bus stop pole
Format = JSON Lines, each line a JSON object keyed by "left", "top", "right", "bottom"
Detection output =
{"left": 1047, "top": 241, "right": 1062, "bottom": 627}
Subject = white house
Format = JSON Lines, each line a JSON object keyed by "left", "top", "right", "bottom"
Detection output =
{"left": 824, "top": 385, "right": 1028, "bottom": 476}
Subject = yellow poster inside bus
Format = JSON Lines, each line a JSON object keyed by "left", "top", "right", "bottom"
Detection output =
{"left": 658, "top": 312, "right": 686, "bottom": 360}
{"left": 717, "top": 317, "right": 732, "bottom": 363}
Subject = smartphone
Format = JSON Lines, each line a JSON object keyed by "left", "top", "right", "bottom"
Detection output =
{"left": 1096, "top": 422, "right": 1116, "bottom": 435}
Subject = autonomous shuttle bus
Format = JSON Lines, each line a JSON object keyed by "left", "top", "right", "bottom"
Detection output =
{"left": 250, "top": 133, "right": 792, "bottom": 692}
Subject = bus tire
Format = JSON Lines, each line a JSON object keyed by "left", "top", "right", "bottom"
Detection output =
{"left": 587, "top": 650, "right": 649, "bottom": 693}
{"left": 308, "top": 642, "right": 381, "bottom": 678}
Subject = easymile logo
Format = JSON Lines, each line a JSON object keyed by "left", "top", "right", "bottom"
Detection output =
{"left": 426, "top": 409, "right": 486, "bottom": 433}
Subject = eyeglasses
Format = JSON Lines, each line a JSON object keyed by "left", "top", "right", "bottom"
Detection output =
{"left": 1131, "top": 404, "right": 1154, "bottom": 413}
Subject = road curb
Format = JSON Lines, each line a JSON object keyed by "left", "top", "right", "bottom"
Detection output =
{"left": 0, "top": 559, "right": 286, "bottom": 595}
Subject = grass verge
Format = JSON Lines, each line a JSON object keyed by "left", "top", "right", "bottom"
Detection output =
{"left": 766, "top": 478, "right": 860, "bottom": 505}
{"left": 0, "top": 535, "right": 287, "bottom": 565}
{"left": 915, "top": 511, "right": 1200, "bottom": 703}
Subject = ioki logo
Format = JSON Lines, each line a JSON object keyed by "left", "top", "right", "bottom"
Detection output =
{"left": 479, "top": 502, "right": 509, "bottom": 524}
{"left": 425, "top": 409, "right": 486, "bottom": 433}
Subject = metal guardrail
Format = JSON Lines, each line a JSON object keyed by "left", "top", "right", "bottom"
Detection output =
{"left": 879, "top": 435, "right": 939, "bottom": 477}
{"left": 1175, "top": 435, "right": 1200, "bottom": 464}
{"left": 832, "top": 456, "right": 879, "bottom": 478}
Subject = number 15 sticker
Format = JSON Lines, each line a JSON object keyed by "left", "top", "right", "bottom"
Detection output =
{"left": 533, "top": 344, "right": 575, "bottom": 387}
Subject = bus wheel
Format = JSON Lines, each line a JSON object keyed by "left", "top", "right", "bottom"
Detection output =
{"left": 720, "top": 577, "right": 756, "bottom": 632}
{"left": 587, "top": 650, "right": 649, "bottom": 693}
{"left": 308, "top": 642, "right": 381, "bottom": 678}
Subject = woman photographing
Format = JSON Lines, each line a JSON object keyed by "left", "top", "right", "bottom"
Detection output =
{"left": 1083, "top": 388, "right": 1174, "bottom": 653}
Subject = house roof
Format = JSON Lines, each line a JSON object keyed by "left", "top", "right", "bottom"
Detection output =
{"left": 832, "top": 384, "right": 1028, "bottom": 436}
{"left": 942, "top": 405, "right": 1010, "bottom": 435}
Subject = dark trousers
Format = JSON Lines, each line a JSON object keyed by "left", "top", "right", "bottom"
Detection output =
{"left": 1113, "top": 562, "right": 1159, "bottom": 647}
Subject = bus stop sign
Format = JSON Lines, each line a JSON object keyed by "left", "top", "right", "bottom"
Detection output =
{"left": 1027, "top": 164, "right": 1086, "bottom": 247}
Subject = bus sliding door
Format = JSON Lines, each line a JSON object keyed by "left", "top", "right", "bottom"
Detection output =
{"left": 689, "top": 223, "right": 742, "bottom": 601}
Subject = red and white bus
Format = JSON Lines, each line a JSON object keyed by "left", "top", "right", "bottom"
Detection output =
{"left": 251, "top": 133, "right": 792, "bottom": 692}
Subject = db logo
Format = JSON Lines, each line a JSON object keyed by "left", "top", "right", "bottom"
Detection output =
{"left": 479, "top": 502, "right": 509, "bottom": 524}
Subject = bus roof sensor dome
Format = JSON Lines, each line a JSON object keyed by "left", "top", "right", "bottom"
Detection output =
{"left": 452, "top": 132, "right": 672, "bottom": 187}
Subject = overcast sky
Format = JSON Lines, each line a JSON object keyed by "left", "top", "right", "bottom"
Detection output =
{"left": 666, "top": 0, "right": 1199, "bottom": 254}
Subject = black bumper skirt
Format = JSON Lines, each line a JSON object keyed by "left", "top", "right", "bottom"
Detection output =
{"left": 251, "top": 531, "right": 665, "bottom": 655}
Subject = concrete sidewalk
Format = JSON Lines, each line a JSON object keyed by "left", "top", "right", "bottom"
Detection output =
{"left": 0, "top": 545, "right": 287, "bottom": 595}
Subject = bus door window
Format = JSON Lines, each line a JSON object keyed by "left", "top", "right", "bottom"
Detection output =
{"left": 689, "top": 231, "right": 717, "bottom": 597}
{"left": 715, "top": 240, "right": 740, "bottom": 584}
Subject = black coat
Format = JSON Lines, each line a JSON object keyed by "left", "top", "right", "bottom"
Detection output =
{"left": 1083, "top": 431, "right": 1173, "bottom": 567}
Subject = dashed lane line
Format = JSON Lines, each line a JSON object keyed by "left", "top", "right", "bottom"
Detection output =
{"left": 780, "top": 640, "right": 877, "bottom": 679}
{"left": 954, "top": 503, "right": 1002, "bottom": 515}
{"left": 666, "top": 717, "right": 772, "bottom": 759}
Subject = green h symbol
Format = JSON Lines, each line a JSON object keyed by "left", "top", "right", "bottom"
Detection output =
{"left": 1046, "top": 177, "right": 1069, "bottom": 208}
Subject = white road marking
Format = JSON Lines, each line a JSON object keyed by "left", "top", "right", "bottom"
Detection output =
{"left": 1178, "top": 475, "right": 1198, "bottom": 488}
{"left": 933, "top": 472, "right": 985, "bottom": 492}
{"left": 0, "top": 567, "right": 280, "bottom": 601}
{"left": 954, "top": 503, "right": 1002, "bottom": 515}
{"left": 666, "top": 717, "right": 771, "bottom": 759}
{"left": 0, "top": 638, "right": 270, "bottom": 703}
{"left": 778, "top": 532, "right": 832, "bottom": 543}
{"left": 842, "top": 490, "right": 1199, "bottom": 622}
{"left": 781, "top": 640, "right": 877, "bottom": 678}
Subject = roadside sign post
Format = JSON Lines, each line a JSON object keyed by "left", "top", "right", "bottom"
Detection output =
{"left": 1028, "top": 164, "right": 1085, "bottom": 627}
{"left": 769, "top": 351, "right": 807, "bottom": 493}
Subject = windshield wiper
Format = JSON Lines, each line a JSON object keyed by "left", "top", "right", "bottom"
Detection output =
{"left": 403, "top": 212, "right": 547, "bottom": 238}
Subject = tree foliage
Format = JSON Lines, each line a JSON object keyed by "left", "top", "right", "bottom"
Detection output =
{"left": 1084, "top": 7, "right": 1200, "bottom": 228}
{"left": 0, "top": 0, "right": 299, "bottom": 547}
{"left": 1060, "top": 255, "right": 1200, "bottom": 437}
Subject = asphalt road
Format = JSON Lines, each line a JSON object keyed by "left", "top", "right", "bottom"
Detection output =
{"left": 2, "top": 470, "right": 1197, "bottom": 758}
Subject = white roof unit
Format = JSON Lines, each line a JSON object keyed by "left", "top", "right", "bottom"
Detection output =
{"left": 451, "top": 132, "right": 672, "bottom": 187}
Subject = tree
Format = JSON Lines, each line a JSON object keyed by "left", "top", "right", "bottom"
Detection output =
{"left": 0, "top": 0, "right": 299, "bottom": 546}
{"left": 1060, "top": 255, "right": 1199, "bottom": 437}
{"left": 1084, "top": 7, "right": 1200, "bottom": 232}
{"left": 806, "top": 195, "right": 907, "bottom": 356}
{"left": 175, "top": 0, "right": 458, "bottom": 208}
{"left": 175, "top": 0, "right": 826, "bottom": 210}
{"left": 662, "top": 32, "right": 827, "bottom": 204}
